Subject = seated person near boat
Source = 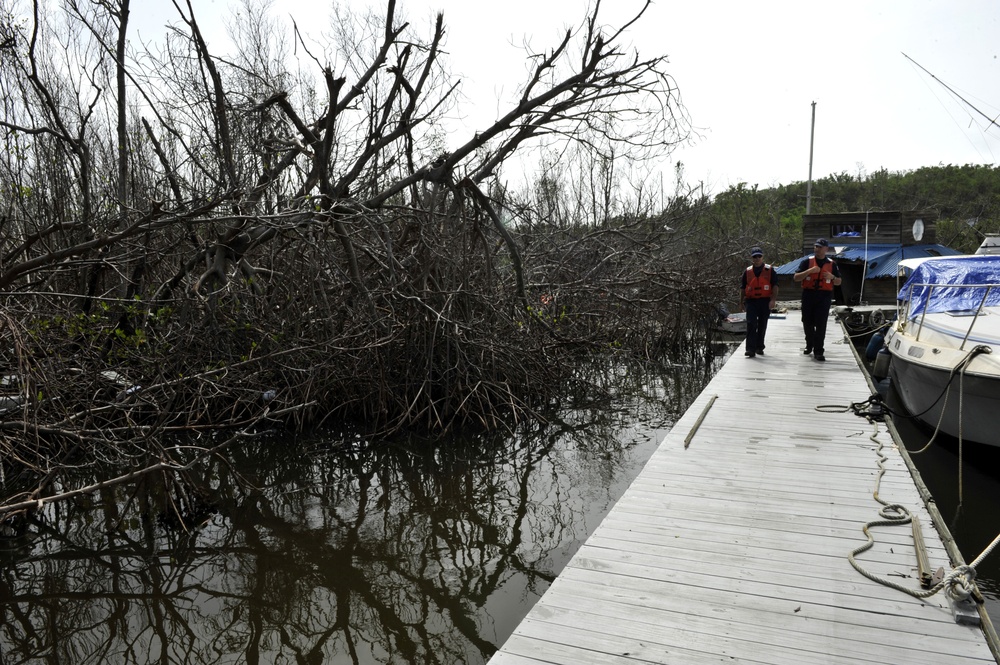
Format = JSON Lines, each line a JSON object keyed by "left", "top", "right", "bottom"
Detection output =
{"left": 740, "top": 246, "right": 778, "bottom": 358}
{"left": 793, "top": 238, "right": 842, "bottom": 362}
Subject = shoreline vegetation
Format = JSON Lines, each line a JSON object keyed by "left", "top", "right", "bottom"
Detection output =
{"left": 0, "top": 1, "right": 722, "bottom": 523}
{"left": 1, "top": 1, "right": 998, "bottom": 524}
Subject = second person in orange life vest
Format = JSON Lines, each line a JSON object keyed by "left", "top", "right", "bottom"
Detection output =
{"left": 740, "top": 246, "right": 778, "bottom": 358}
{"left": 793, "top": 238, "right": 842, "bottom": 362}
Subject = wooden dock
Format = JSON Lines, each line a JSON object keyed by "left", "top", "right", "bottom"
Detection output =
{"left": 488, "top": 316, "right": 998, "bottom": 664}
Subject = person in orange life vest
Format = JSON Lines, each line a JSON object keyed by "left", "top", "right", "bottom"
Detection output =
{"left": 740, "top": 246, "right": 778, "bottom": 358}
{"left": 793, "top": 238, "right": 842, "bottom": 362}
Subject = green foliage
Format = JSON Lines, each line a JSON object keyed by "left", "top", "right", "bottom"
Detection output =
{"left": 526, "top": 300, "right": 568, "bottom": 327}
{"left": 794, "top": 164, "right": 1000, "bottom": 246}
{"left": 688, "top": 164, "right": 1000, "bottom": 261}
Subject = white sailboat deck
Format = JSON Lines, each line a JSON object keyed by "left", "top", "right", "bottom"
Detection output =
{"left": 488, "top": 316, "right": 997, "bottom": 664}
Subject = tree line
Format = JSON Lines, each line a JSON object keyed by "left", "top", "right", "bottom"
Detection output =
{"left": 707, "top": 164, "right": 1000, "bottom": 265}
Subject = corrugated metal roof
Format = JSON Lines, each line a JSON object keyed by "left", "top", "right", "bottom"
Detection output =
{"left": 830, "top": 243, "right": 901, "bottom": 262}
{"left": 773, "top": 255, "right": 811, "bottom": 275}
{"left": 772, "top": 244, "right": 963, "bottom": 278}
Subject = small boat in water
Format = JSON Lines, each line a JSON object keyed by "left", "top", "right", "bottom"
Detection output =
{"left": 717, "top": 311, "right": 747, "bottom": 335}
{"left": 885, "top": 254, "right": 1000, "bottom": 446}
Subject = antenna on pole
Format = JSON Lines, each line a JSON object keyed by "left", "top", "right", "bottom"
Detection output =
{"left": 806, "top": 101, "right": 816, "bottom": 215}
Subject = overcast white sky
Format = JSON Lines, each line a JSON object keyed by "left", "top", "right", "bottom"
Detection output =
{"left": 137, "top": 0, "right": 1000, "bottom": 193}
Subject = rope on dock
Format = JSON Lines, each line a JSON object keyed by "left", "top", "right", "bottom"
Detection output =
{"left": 822, "top": 345, "right": 988, "bottom": 503}
{"left": 847, "top": 417, "right": 994, "bottom": 608}
{"left": 815, "top": 394, "right": 885, "bottom": 421}
{"left": 814, "top": 341, "right": 987, "bottom": 432}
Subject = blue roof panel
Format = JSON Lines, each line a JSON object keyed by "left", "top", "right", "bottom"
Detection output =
{"left": 772, "top": 244, "right": 962, "bottom": 278}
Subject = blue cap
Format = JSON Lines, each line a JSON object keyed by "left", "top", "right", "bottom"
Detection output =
{"left": 814, "top": 238, "right": 829, "bottom": 247}
{"left": 750, "top": 246, "right": 763, "bottom": 257}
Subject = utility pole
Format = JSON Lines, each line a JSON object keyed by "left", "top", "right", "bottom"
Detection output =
{"left": 806, "top": 101, "right": 816, "bottom": 215}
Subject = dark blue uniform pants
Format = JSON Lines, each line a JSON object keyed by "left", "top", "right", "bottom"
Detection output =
{"left": 745, "top": 298, "right": 771, "bottom": 353}
{"left": 801, "top": 290, "right": 833, "bottom": 354}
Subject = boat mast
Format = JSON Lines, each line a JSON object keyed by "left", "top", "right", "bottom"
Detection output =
{"left": 807, "top": 101, "right": 816, "bottom": 215}
{"left": 903, "top": 52, "right": 1000, "bottom": 131}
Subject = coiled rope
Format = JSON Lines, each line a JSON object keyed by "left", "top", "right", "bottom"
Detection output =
{"left": 815, "top": 394, "right": 885, "bottom": 420}
{"left": 847, "top": 417, "right": 996, "bottom": 604}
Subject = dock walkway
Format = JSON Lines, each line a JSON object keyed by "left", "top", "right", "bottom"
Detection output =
{"left": 488, "top": 316, "right": 997, "bottom": 664}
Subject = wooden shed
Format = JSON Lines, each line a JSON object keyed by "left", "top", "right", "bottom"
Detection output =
{"left": 775, "top": 211, "right": 957, "bottom": 306}
{"left": 800, "top": 210, "right": 937, "bottom": 255}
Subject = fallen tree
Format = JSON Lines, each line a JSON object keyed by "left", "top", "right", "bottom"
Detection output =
{"left": 0, "top": 0, "right": 735, "bottom": 519}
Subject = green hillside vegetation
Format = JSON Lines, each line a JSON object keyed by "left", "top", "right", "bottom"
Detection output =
{"left": 652, "top": 163, "right": 1000, "bottom": 313}
{"left": 732, "top": 164, "right": 1000, "bottom": 263}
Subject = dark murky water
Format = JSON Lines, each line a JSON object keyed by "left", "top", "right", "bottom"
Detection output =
{"left": 6, "top": 344, "right": 996, "bottom": 664}
{"left": 0, "top": 355, "right": 722, "bottom": 664}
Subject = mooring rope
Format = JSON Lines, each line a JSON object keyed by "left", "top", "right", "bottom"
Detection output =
{"left": 901, "top": 345, "right": 986, "bottom": 504}
{"left": 902, "top": 344, "right": 990, "bottom": 455}
{"left": 847, "top": 417, "right": 998, "bottom": 605}
{"left": 813, "top": 344, "right": 996, "bottom": 605}
{"left": 959, "top": 366, "right": 965, "bottom": 504}
{"left": 820, "top": 345, "right": 988, "bottom": 466}
{"left": 815, "top": 394, "right": 885, "bottom": 420}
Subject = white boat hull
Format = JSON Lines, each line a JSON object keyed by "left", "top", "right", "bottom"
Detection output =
{"left": 888, "top": 346, "right": 1000, "bottom": 446}
{"left": 885, "top": 318, "right": 1000, "bottom": 447}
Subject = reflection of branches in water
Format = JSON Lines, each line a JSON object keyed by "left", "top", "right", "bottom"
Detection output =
{"left": 0, "top": 359, "right": 715, "bottom": 663}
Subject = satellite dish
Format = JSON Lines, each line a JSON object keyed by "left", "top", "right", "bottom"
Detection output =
{"left": 912, "top": 218, "right": 925, "bottom": 242}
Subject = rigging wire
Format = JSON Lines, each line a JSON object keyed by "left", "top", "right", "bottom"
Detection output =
{"left": 903, "top": 52, "right": 1000, "bottom": 133}
{"left": 903, "top": 52, "right": 1000, "bottom": 164}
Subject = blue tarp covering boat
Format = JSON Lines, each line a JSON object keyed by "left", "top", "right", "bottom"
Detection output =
{"left": 772, "top": 243, "right": 961, "bottom": 277}
{"left": 897, "top": 255, "right": 1000, "bottom": 319}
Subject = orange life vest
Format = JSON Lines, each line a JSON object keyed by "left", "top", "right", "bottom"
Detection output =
{"left": 802, "top": 257, "right": 835, "bottom": 291}
{"left": 744, "top": 264, "right": 774, "bottom": 299}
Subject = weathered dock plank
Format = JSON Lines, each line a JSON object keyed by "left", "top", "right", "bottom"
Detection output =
{"left": 488, "top": 316, "right": 997, "bottom": 664}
